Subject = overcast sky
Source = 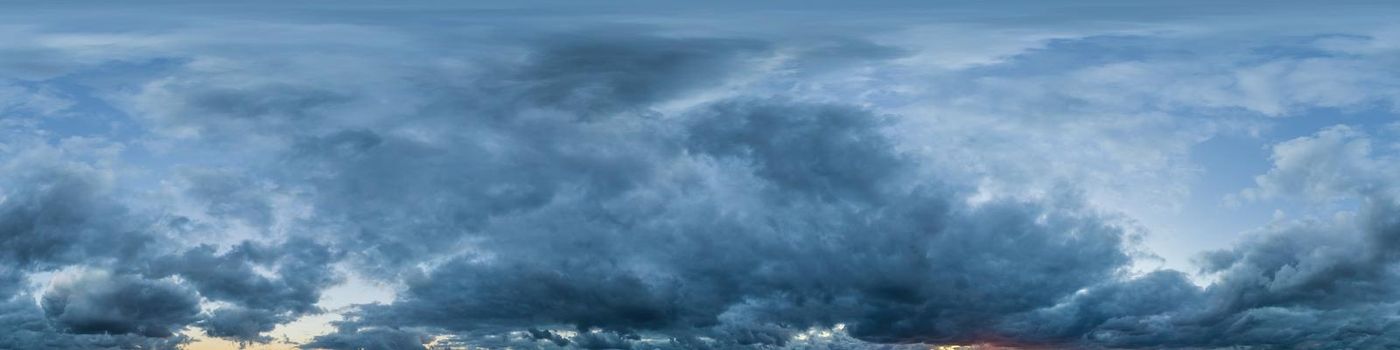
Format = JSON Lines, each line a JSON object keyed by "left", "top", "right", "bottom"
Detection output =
{"left": 3, "top": 1, "right": 1400, "bottom": 349}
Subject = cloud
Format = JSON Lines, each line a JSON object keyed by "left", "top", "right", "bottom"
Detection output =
{"left": 1245, "top": 125, "right": 1398, "bottom": 201}
{"left": 6, "top": 3, "right": 1400, "bottom": 349}
{"left": 0, "top": 138, "right": 339, "bottom": 346}
{"left": 0, "top": 150, "right": 138, "bottom": 272}
{"left": 506, "top": 32, "right": 769, "bottom": 118}
{"left": 199, "top": 306, "right": 286, "bottom": 342}
{"left": 290, "top": 41, "right": 1400, "bottom": 345}
{"left": 300, "top": 327, "right": 430, "bottom": 350}
{"left": 146, "top": 238, "right": 342, "bottom": 343}
{"left": 175, "top": 168, "right": 279, "bottom": 228}
{"left": 303, "top": 95, "right": 1136, "bottom": 348}
{"left": 0, "top": 296, "right": 190, "bottom": 350}
{"left": 991, "top": 126, "right": 1400, "bottom": 348}
{"left": 0, "top": 83, "right": 73, "bottom": 117}
{"left": 40, "top": 270, "right": 201, "bottom": 338}
{"left": 0, "top": 143, "right": 197, "bottom": 349}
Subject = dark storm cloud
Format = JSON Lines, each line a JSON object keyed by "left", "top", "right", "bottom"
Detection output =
{"left": 148, "top": 238, "right": 342, "bottom": 342}
{"left": 268, "top": 33, "right": 776, "bottom": 278}
{"left": 993, "top": 127, "right": 1400, "bottom": 349}
{"left": 0, "top": 297, "right": 190, "bottom": 350}
{"left": 117, "top": 28, "right": 1143, "bottom": 348}
{"left": 199, "top": 306, "right": 285, "bottom": 341}
{"left": 0, "top": 154, "right": 195, "bottom": 349}
{"left": 290, "top": 32, "right": 1400, "bottom": 349}
{"left": 31, "top": 32, "right": 770, "bottom": 346}
{"left": 0, "top": 159, "right": 147, "bottom": 272}
{"left": 997, "top": 270, "right": 1205, "bottom": 344}
{"left": 150, "top": 239, "right": 339, "bottom": 316}
{"left": 0, "top": 150, "right": 341, "bottom": 346}
{"left": 40, "top": 270, "right": 201, "bottom": 338}
{"left": 6, "top": 4, "right": 1400, "bottom": 349}
{"left": 685, "top": 100, "right": 904, "bottom": 201}
{"left": 1032, "top": 212, "right": 1400, "bottom": 349}
{"left": 304, "top": 95, "right": 1135, "bottom": 349}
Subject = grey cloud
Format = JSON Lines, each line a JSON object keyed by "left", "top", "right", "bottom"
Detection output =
{"left": 40, "top": 270, "right": 201, "bottom": 338}
{"left": 0, "top": 146, "right": 338, "bottom": 346}
{"left": 148, "top": 238, "right": 342, "bottom": 343}
{"left": 307, "top": 97, "right": 1135, "bottom": 348}
{"left": 296, "top": 32, "right": 1400, "bottom": 349}
{"left": 0, "top": 151, "right": 195, "bottom": 349}
{"left": 148, "top": 28, "right": 1136, "bottom": 350}
{"left": 685, "top": 100, "right": 904, "bottom": 202}
{"left": 176, "top": 168, "right": 278, "bottom": 228}
{"left": 184, "top": 83, "right": 350, "bottom": 121}
{"left": 7, "top": 6, "right": 1400, "bottom": 350}
{"left": 363, "top": 260, "right": 692, "bottom": 331}
{"left": 134, "top": 79, "right": 355, "bottom": 142}
{"left": 120, "top": 33, "right": 779, "bottom": 282}
{"left": 991, "top": 126, "right": 1400, "bottom": 348}
{"left": 301, "top": 327, "right": 429, "bottom": 350}
{"left": 0, "top": 297, "right": 190, "bottom": 350}
{"left": 150, "top": 239, "right": 338, "bottom": 315}
{"left": 199, "top": 306, "right": 285, "bottom": 342}
{"left": 506, "top": 33, "right": 769, "bottom": 118}
{"left": 0, "top": 158, "right": 140, "bottom": 271}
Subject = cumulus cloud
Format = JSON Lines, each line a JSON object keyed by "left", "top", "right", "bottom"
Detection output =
{"left": 0, "top": 143, "right": 186, "bottom": 349}
{"left": 298, "top": 33, "right": 1400, "bottom": 350}
{"left": 147, "top": 238, "right": 342, "bottom": 342}
{"left": 993, "top": 126, "right": 1400, "bottom": 348}
{"left": 1245, "top": 125, "right": 1399, "bottom": 201}
{"left": 297, "top": 62, "right": 1136, "bottom": 348}
{"left": 0, "top": 296, "right": 191, "bottom": 350}
{"left": 0, "top": 150, "right": 141, "bottom": 273}
{"left": 4, "top": 2, "right": 1400, "bottom": 350}
{"left": 41, "top": 270, "right": 201, "bottom": 338}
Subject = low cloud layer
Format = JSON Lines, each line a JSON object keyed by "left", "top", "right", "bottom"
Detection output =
{"left": 3, "top": 2, "right": 1400, "bottom": 350}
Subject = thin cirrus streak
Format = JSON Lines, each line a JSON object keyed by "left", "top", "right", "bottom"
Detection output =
{"left": 2, "top": 1, "right": 1400, "bottom": 349}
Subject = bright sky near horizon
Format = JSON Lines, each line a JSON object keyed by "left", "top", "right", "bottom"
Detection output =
{"left": 4, "top": 1, "right": 1400, "bottom": 349}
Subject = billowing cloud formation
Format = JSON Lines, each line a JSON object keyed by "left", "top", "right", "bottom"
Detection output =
{"left": 304, "top": 96, "right": 1132, "bottom": 349}
{"left": 289, "top": 31, "right": 1400, "bottom": 348}
{"left": 0, "top": 135, "right": 343, "bottom": 348}
{"left": 41, "top": 270, "right": 201, "bottom": 338}
{"left": 0, "top": 297, "right": 190, "bottom": 350}
{"left": 0, "top": 153, "right": 194, "bottom": 349}
{"left": 148, "top": 238, "right": 341, "bottom": 342}
{"left": 1049, "top": 126, "right": 1400, "bottom": 349}
{"left": 4, "top": 2, "right": 1400, "bottom": 349}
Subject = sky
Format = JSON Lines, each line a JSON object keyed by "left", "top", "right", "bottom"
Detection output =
{"left": 3, "top": 1, "right": 1400, "bottom": 349}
